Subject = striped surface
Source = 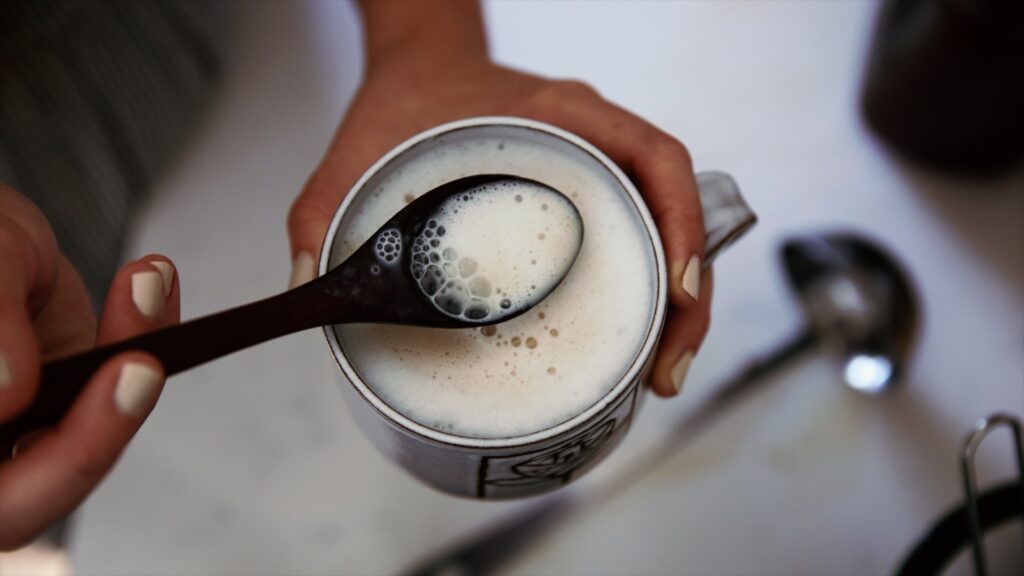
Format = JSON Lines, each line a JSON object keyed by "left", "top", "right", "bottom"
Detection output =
{"left": 0, "top": 0, "right": 224, "bottom": 306}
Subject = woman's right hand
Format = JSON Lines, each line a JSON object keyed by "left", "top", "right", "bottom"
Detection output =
{"left": 0, "top": 183, "right": 180, "bottom": 550}
{"left": 288, "top": 0, "right": 712, "bottom": 398}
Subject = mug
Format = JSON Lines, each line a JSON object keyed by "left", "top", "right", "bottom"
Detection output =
{"left": 319, "top": 117, "right": 755, "bottom": 499}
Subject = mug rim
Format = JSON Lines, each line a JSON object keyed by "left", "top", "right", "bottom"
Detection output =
{"left": 319, "top": 116, "right": 667, "bottom": 449}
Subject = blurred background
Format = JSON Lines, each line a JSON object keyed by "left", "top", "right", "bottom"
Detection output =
{"left": 3, "top": 0, "right": 1022, "bottom": 574}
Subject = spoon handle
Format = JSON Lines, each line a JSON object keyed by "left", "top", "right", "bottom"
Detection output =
{"left": 0, "top": 280, "right": 338, "bottom": 457}
{"left": 1, "top": 172, "right": 755, "bottom": 457}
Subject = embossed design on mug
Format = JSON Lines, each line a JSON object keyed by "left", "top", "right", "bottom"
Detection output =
{"left": 477, "top": 382, "right": 639, "bottom": 498}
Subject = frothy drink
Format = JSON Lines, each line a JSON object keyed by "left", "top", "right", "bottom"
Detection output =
{"left": 408, "top": 180, "right": 583, "bottom": 322}
{"left": 330, "top": 128, "right": 657, "bottom": 439}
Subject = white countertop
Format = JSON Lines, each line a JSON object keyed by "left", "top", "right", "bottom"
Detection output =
{"left": 69, "top": 1, "right": 1023, "bottom": 574}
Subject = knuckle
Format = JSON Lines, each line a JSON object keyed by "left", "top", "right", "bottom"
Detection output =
{"left": 0, "top": 214, "right": 24, "bottom": 256}
{"left": 650, "top": 135, "right": 693, "bottom": 168}
{"left": 0, "top": 209, "right": 61, "bottom": 306}
{"left": 557, "top": 78, "right": 598, "bottom": 96}
{"left": 0, "top": 187, "right": 58, "bottom": 251}
{"left": 65, "top": 436, "right": 113, "bottom": 485}
{"left": 698, "top": 306, "right": 712, "bottom": 333}
{"left": 692, "top": 304, "right": 712, "bottom": 342}
{"left": 0, "top": 216, "right": 35, "bottom": 289}
{"left": 287, "top": 190, "right": 336, "bottom": 238}
{"left": 539, "top": 79, "right": 600, "bottom": 102}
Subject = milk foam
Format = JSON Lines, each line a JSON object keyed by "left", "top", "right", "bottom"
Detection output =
{"left": 410, "top": 180, "right": 582, "bottom": 322}
{"left": 331, "top": 130, "right": 656, "bottom": 438}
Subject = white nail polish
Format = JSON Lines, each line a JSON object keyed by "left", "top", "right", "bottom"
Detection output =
{"left": 289, "top": 251, "right": 315, "bottom": 289}
{"left": 114, "top": 362, "right": 162, "bottom": 418}
{"left": 681, "top": 254, "right": 701, "bottom": 301}
{"left": 131, "top": 271, "right": 165, "bottom": 318}
{"left": 150, "top": 261, "right": 175, "bottom": 296}
{"left": 670, "top": 351, "right": 694, "bottom": 394}
{"left": 0, "top": 353, "right": 11, "bottom": 389}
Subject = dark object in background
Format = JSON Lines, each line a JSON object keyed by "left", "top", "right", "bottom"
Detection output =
{"left": 896, "top": 413, "right": 1024, "bottom": 576}
{"left": 861, "top": 0, "right": 1024, "bottom": 175}
{"left": 896, "top": 481, "right": 1023, "bottom": 576}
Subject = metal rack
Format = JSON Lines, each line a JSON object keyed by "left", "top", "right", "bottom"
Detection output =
{"left": 960, "top": 413, "right": 1024, "bottom": 576}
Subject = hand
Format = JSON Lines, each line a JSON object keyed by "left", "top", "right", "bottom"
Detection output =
{"left": 288, "top": 2, "right": 710, "bottom": 398}
{"left": 0, "top": 184, "right": 180, "bottom": 550}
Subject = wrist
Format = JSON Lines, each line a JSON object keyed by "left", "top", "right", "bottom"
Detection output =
{"left": 359, "top": 0, "right": 489, "bottom": 74}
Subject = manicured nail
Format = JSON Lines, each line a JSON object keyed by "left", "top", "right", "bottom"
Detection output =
{"left": 670, "top": 351, "right": 694, "bottom": 394}
{"left": 114, "top": 362, "right": 162, "bottom": 418}
{"left": 131, "top": 271, "right": 165, "bottom": 318}
{"left": 0, "top": 353, "right": 11, "bottom": 389}
{"left": 289, "top": 251, "right": 315, "bottom": 289}
{"left": 150, "top": 261, "right": 175, "bottom": 297}
{"left": 681, "top": 254, "right": 701, "bottom": 301}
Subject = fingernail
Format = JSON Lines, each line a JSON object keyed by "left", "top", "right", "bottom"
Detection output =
{"left": 12, "top": 429, "right": 47, "bottom": 457}
{"left": 114, "top": 362, "right": 162, "bottom": 418}
{"left": 0, "top": 353, "right": 11, "bottom": 389}
{"left": 670, "top": 351, "right": 694, "bottom": 394}
{"left": 150, "top": 261, "right": 175, "bottom": 297}
{"left": 289, "top": 251, "right": 315, "bottom": 289}
{"left": 131, "top": 271, "right": 165, "bottom": 318}
{"left": 681, "top": 254, "right": 701, "bottom": 301}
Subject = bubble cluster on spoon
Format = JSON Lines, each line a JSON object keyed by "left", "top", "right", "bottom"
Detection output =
{"left": 408, "top": 179, "right": 583, "bottom": 322}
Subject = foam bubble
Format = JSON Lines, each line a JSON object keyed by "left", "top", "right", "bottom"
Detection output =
{"left": 409, "top": 181, "right": 581, "bottom": 323}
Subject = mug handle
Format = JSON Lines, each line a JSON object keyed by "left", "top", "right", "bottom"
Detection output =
{"left": 695, "top": 171, "right": 757, "bottom": 267}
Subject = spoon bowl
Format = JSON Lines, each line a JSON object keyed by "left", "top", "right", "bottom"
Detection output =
{"left": 781, "top": 232, "right": 919, "bottom": 392}
{"left": 324, "top": 174, "right": 583, "bottom": 327}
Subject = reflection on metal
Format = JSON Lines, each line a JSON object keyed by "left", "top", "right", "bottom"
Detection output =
{"left": 959, "top": 413, "right": 1024, "bottom": 576}
{"left": 781, "top": 232, "right": 920, "bottom": 394}
{"left": 842, "top": 354, "right": 893, "bottom": 394}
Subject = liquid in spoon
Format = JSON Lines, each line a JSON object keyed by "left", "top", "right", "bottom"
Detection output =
{"left": 407, "top": 179, "right": 583, "bottom": 322}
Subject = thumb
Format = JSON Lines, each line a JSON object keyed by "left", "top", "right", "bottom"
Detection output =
{"left": 286, "top": 102, "right": 411, "bottom": 289}
{"left": 288, "top": 166, "right": 357, "bottom": 289}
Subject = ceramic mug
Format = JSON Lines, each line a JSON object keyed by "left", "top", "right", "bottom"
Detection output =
{"left": 319, "top": 117, "right": 755, "bottom": 499}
